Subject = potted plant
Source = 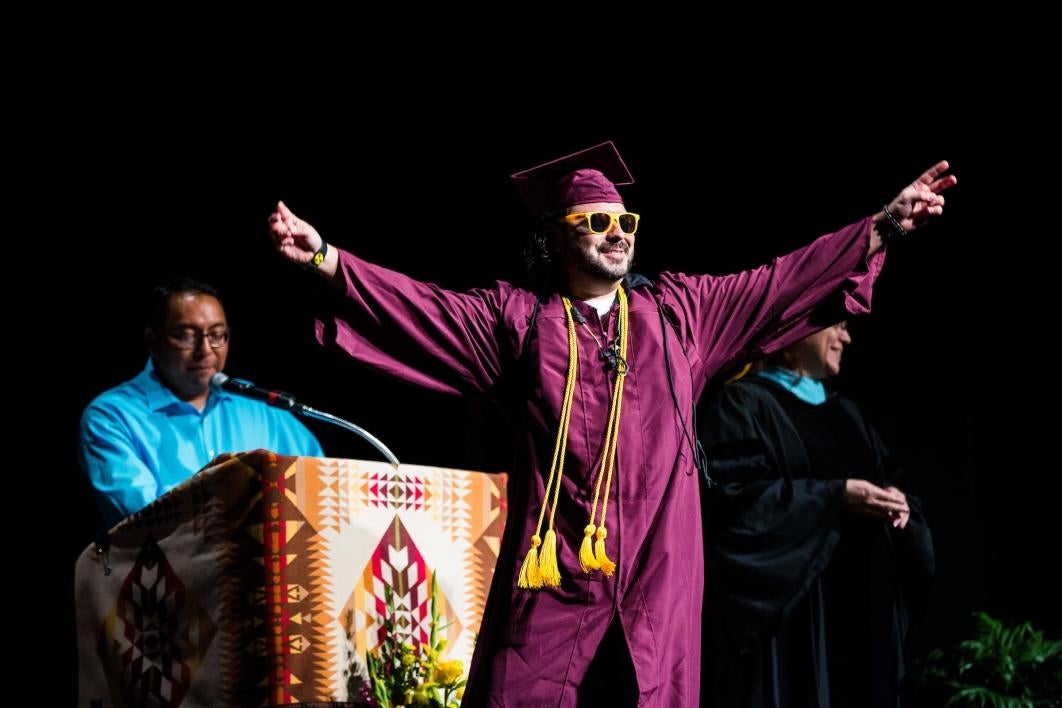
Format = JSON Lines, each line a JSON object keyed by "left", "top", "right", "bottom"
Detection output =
{"left": 916, "top": 611, "right": 1061, "bottom": 707}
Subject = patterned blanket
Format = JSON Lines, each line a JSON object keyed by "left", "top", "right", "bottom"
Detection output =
{"left": 76, "top": 451, "right": 507, "bottom": 707}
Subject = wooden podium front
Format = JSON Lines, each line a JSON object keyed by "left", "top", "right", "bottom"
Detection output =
{"left": 75, "top": 451, "right": 507, "bottom": 707}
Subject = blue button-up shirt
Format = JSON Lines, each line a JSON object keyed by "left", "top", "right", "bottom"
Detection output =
{"left": 79, "top": 360, "right": 323, "bottom": 528}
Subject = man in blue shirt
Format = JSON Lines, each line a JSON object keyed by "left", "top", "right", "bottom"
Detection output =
{"left": 79, "top": 278, "right": 323, "bottom": 529}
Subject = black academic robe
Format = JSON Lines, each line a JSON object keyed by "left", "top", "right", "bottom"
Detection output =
{"left": 699, "top": 376, "right": 934, "bottom": 708}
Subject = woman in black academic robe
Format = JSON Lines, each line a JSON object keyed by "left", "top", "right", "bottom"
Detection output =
{"left": 699, "top": 322, "right": 934, "bottom": 708}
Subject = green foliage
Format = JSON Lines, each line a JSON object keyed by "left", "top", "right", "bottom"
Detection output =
{"left": 366, "top": 572, "right": 467, "bottom": 707}
{"left": 917, "top": 612, "right": 1062, "bottom": 707}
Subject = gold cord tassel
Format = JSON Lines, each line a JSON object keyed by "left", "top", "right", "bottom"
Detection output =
{"left": 593, "top": 527, "right": 615, "bottom": 576}
{"left": 584, "top": 287, "right": 628, "bottom": 579}
{"left": 518, "top": 300, "right": 579, "bottom": 592}
{"left": 517, "top": 534, "right": 542, "bottom": 589}
{"left": 579, "top": 524, "right": 600, "bottom": 572}
{"left": 538, "top": 529, "right": 562, "bottom": 587}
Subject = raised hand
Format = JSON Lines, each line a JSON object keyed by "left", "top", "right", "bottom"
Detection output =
{"left": 886, "top": 161, "right": 958, "bottom": 232}
{"left": 267, "top": 201, "right": 325, "bottom": 268}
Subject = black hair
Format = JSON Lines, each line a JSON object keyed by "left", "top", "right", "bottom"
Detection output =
{"left": 520, "top": 223, "right": 563, "bottom": 295}
{"left": 145, "top": 277, "right": 222, "bottom": 329}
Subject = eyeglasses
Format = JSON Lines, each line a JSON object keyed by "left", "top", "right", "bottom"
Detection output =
{"left": 164, "top": 327, "right": 230, "bottom": 350}
{"left": 563, "top": 212, "right": 640, "bottom": 235}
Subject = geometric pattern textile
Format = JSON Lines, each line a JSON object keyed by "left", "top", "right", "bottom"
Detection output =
{"left": 76, "top": 451, "right": 507, "bottom": 707}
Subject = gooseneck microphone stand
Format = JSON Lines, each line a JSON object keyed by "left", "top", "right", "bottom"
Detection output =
{"left": 210, "top": 373, "right": 400, "bottom": 468}
{"left": 295, "top": 404, "right": 400, "bottom": 469}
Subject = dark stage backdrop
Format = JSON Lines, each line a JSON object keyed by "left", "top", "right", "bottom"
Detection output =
{"left": 56, "top": 105, "right": 1056, "bottom": 701}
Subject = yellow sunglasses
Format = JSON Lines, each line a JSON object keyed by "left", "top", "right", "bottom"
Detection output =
{"left": 563, "top": 211, "right": 640, "bottom": 235}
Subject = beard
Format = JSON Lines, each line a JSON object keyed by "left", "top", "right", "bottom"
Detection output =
{"left": 568, "top": 241, "right": 634, "bottom": 282}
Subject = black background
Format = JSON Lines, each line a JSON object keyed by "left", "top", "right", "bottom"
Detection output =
{"left": 47, "top": 66, "right": 1056, "bottom": 702}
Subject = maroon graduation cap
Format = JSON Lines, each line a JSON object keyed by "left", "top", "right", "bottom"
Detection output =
{"left": 510, "top": 141, "right": 635, "bottom": 218}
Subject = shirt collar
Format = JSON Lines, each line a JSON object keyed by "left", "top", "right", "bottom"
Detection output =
{"left": 137, "top": 359, "right": 230, "bottom": 413}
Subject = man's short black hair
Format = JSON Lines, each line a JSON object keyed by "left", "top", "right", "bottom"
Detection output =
{"left": 145, "top": 277, "right": 222, "bottom": 329}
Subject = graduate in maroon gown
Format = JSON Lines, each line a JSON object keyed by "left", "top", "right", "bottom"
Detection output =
{"left": 266, "top": 142, "right": 955, "bottom": 707}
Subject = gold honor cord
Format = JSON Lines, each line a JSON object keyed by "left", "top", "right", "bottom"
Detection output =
{"left": 580, "top": 288, "right": 628, "bottom": 577}
{"left": 518, "top": 288, "right": 629, "bottom": 589}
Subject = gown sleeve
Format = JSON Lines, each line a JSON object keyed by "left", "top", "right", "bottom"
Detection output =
{"left": 700, "top": 380, "right": 846, "bottom": 646}
{"left": 314, "top": 250, "right": 515, "bottom": 397}
{"left": 659, "top": 217, "right": 885, "bottom": 387}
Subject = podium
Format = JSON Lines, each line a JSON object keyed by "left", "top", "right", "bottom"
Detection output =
{"left": 75, "top": 451, "right": 508, "bottom": 707}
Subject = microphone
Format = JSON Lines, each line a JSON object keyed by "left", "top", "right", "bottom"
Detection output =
{"left": 210, "top": 372, "right": 300, "bottom": 411}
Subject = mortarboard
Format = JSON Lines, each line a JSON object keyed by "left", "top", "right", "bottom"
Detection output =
{"left": 510, "top": 141, "right": 635, "bottom": 218}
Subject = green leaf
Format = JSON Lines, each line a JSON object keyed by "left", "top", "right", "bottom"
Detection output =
{"left": 430, "top": 570, "right": 441, "bottom": 654}
{"left": 919, "top": 612, "right": 1062, "bottom": 706}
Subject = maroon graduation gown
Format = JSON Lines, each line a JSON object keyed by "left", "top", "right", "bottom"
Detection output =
{"left": 316, "top": 218, "right": 884, "bottom": 707}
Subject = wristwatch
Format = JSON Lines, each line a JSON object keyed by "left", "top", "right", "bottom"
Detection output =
{"left": 309, "top": 242, "right": 328, "bottom": 268}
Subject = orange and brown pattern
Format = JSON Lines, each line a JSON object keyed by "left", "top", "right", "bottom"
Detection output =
{"left": 77, "top": 450, "right": 507, "bottom": 707}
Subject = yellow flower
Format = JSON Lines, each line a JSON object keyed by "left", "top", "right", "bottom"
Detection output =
{"left": 434, "top": 659, "right": 464, "bottom": 687}
{"left": 425, "top": 647, "right": 438, "bottom": 661}
{"left": 401, "top": 653, "right": 416, "bottom": 666}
